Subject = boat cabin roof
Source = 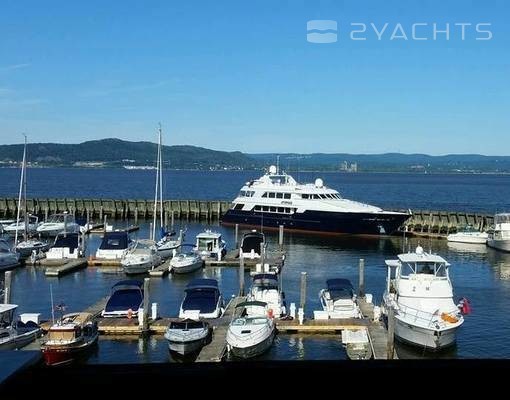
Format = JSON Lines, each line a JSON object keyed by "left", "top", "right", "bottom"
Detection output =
{"left": 252, "top": 274, "right": 279, "bottom": 288}
{"left": 186, "top": 278, "right": 219, "bottom": 291}
{"left": 53, "top": 233, "right": 80, "bottom": 249}
{"left": 326, "top": 279, "right": 354, "bottom": 299}
{"left": 196, "top": 230, "right": 222, "bottom": 239}
{"left": 112, "top": 280, "right": 143, "bottom": 290}
{"left": 391, "top": 246, "right": 449, "bottom": 266}
{"left": 236, "top": 300, "right": 267, "bottom": 309}
{"left": 169, "top": 319, "right": 207, "bottom": 330}
{"left": 495, "top": 213, "right": 510, "bottom": 224}
{"left": 51, "top": 312, "right": 93, "bottom": 329}
{"left": 99, "top": 231, "right": 130, "bottom": 250}
{"left": 0, "top": 304, "right": 18, "bottom": 314}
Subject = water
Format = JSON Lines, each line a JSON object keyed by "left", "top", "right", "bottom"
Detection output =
{"left": 2, "top": 169, "right": 510, "bottom": 362}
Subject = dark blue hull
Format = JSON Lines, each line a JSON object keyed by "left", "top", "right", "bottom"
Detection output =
{"left": 221, "top": 209, "right": 409, "bottom": 235}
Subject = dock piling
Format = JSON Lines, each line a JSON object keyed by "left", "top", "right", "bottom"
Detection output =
{"left": 387, "top": 306, "right": 395, "bottom": 359}
{"left": 234, "top": 224, "right": 239, "bottom": 249}
{"left": 260, "top": 242, "right": 265, "bottom": 272}
{"left": 170, "top": 211, "right": 174, "bottom": 228}
{"left": 279, "top": 225, "right": 284, "bottom": 250}
{"left": 300, "top": 272, "right": 307, "bottom": 310}
{"left": 3, "top": 271, "right": 12, "bottom": 304}
{"left": 103, "top": 215, "right": 107, "bottom": 234}
{"left": 359, "top": 258, "right": 365, "bottom": 298}
{"left": 142, "top": 278, "right": 150, "bottom": 332}
{"left": 239, "top": 253, "right": 245, "bottom": 296}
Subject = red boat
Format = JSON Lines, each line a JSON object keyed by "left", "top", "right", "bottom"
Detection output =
{"left": 41, "top": 312, "right": 98, "bottom": 366}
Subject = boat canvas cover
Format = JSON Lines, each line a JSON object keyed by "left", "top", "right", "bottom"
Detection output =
{"left": 326, "top": 279, "right": 354, "bottom": 300}
{"left": 182, "top": 285, "right": 220, "bottom": 314}
{"left": 241, "top": 233, "right": 264, "bottom": 254}
{"left": 99, "top": 232, "right": 130, "bottom": 250}
{"left": 53, "top": 233, "right": 80, "bottom": 251}
{"left": 252, "top": 274, "right": 278, "bottom": 289}
{"left": 186, "top": 278, "right": 219, "bottom": 291}
{"left": 104, "top": 280, "right": 143, "bottom": 313}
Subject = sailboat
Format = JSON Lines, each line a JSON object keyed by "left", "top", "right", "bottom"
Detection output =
{"left": 12, "top": 136, "right": 49, "bottom": 259}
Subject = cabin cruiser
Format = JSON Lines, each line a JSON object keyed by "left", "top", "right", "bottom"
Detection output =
{"left": 487, "top": 213, "right": 510, "bottom": 252}
{"left": 247, "top": 273, "right": 286, "bottom": 318}
{"left": 0, "top": 239, "right": 20, "bottom": 271}
{"left": 447, "top": 225, "right": 488, "bottom": 244}
{"left": 102, "top": 280, "right": 144, "bottom": 318}
{"left": 221, "top": 165, "right": 410, "bottom": 235}
{"left": 169, "top": 247, "right": 203, "bottom": 274}
{"left": 178, "top": 279, "right": 224, "bottom": 319}
{"left": 194, "top": 230, "right": 226, "bottom": 261}
{"left": 156, "top": 230, "right": 183, "bottom": 259}
{"left": 41, "top": 312, "right": 98, "bottom": 366}
{"left": 226, "top": 301, "right": 276, "bottom": 359}
{"left": 37, "top": 213, "right": 80, "bottom": 237}
{"left": 15, "top": 238, "right": 50, "bottom": 259}
{"left": 121, "top": 239, "right": 162, "bottom": 275}
{"left": 95, "top": 231, "right": 133, "bottom": 260}
{"left": 46, "top": 233, "right": 84, "bottom": 260}
{"left": 240, "top": 231, "right": 265, "bottom": 259}
{"left": 382, "top": 246, "right": 465, "bottom": 350}
{"left": 164, "top": 319, "right": 210, "bottom": 356}
{"left": 3, "top": 215, "right": 39, "bottom": 236}
{"left": 0, "top": 304, "right": 41, "bottom": 350}
{"left": 319, "top": 279, "right": 362, "bottom": 319}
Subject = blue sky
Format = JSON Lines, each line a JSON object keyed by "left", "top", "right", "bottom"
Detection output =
{"left": 0, "top": 0, "right": 508, "bottom": 154}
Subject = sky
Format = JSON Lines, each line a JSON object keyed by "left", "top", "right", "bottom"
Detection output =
{"left": 0, "top": 0, "right": 509, "bottom": 155}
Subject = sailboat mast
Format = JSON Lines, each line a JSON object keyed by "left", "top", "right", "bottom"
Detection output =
{"left": 23, "top": 135, "right": 28, "bottom": 242}
{"left": 14, "top": 135, "right": 26, "bottom": 248}
{"left": 159, "top": 125, "right": 164, "bottom": 230}
{"left": 152, "top": 128, "right": 161, "bottom": 241}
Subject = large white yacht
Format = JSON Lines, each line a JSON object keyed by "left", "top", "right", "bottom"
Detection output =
{"left": 221, "top": 166, "right": 410, "bottom": 235}
{"left": 487, "top": 213, "right": 510, "bottom": 252}
{"left": 382, "top": 246, "right": 465, "bottom": 350}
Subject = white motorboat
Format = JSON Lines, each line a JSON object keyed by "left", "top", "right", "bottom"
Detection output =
{"left": 226, "top": 300, "right": 276, "bottom": 359}
{"left": 239, "top": 230, "right": 265, "bottom": 259}
{"left": 156, "top": 230, "right": 183, "bottom": 259}
{"left": 341, "top": 329, "right": 372, "bottom": 360}
{"left": 0, "top": 304, "right": 41, "bottom": 350}
{"left": 169, "top": 248, "right": 203, "bottom": 274}
{"left": 102, "top": 280, "right": 144, "bottom": 318}
{"left": 178, "top": 279, "right": 224, "bottom": 319}
{"left": 3, "top": 215, "right": 40, "bottom": 236}
{"left": 194, "top": 229, "right": 226, "bottom": 261}
{"left": 487, "top": 213, "right": 510, "bottom": 252}
{"left": 319, "top": 278, "right": 362, "bottom": 319}
{"left": 382, "top": 246, "right": 466, "bottom": 350}
{"left": 15, "top": 238, "right": 50, "bottom": 259}
{"left": 247, "top": 273, "right": 286, "bottom": 318}
{"left": 447, "top": 225, "right": 488, "bottom": 244}
{"left": 37, "top": 213, "right": 80, "bottom": 237}
{"left": 95, "top": 231, "right": 134, "bottom": 260}
{"left": 46, "top": 233, "right": 84, "bottom": 260}
{"left": 121, "top": 239, "right": 162, "bottom": 275}
{"left": 0, "top": 219, "right": 15, "bottom": 234}
{"left": 164, "top": 319, "right": 210, "bottom": 356}
{"left": 0, "top": 239, "right": 20, "bottom": 271}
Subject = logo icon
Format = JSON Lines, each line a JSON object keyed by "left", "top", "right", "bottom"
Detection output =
{"left": 307, "top": 20, "right": 338, "bottom": 43}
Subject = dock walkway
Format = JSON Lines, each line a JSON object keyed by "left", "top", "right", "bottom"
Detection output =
{"left": 44, "top": 258, "right": 88, "bottom": 277}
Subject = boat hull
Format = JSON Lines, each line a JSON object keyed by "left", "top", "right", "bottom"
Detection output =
{"left": 0, "top": 329, "right": 41, "bottom": 350}
{"left": 447, "top": 234, "right": 487, "bottom": 244}
{"left": 394, "top": 318, "right": 458, "bottom": 350}
{"left": 167, "top": 337, "right": 207, "bottom": 356}
{"left": 221, "top": 209, "right": 409, "bottom": 235}
{"left": 487, "top": 239, "right": 510, "bottom": 252}
{"left": 123, "top": 261, "right": 154, "bottom": 275}
{"left": 171, "top": 260, "right": 203, "bottom": 274}
{"left": 42, "top": 335, "right": 98, "bottom": 366}
{"left": 229, "top": 329, "right": 275, "bottom": 359}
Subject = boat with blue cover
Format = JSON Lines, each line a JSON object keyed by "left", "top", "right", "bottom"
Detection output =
{"left": 102, "top": 280, "right": 144, "bottom": 318}
{"left": 178, "top": 278, "right": 224, "bottom": 319}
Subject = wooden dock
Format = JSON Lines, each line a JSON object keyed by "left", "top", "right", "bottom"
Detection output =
{"left": 204, "top": 249, "right": 285, "bottom": 269}
{"left": 87, "top": 257, "right": 122, "bottom": 267}
{"left": 149, "top": 259, "right": 171, "bottom": 277}
{"left": 44, "top": 258, "right": 88, "bottom": 277}
{"left": 276, "top": 318, "right": 368, "bottom": 332}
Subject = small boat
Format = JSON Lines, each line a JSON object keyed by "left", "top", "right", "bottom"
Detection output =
{"left": 247, "top": 273, "right": 286, "bottom": 318}
{"left": 45, "top": 233, "right": 84, "bottom": 260}
{"left": 41, "top": 312, "right": 98, "bottom": 366}
{"left": 382, "top": 246, "right": 465, "bottom": 350}
{"left": 156, "top": 230, "right": 183, "bottom": 259}
{"left": 447, "top": 225, "right": 488, "bottom": 244}
{"left": 164, "top": 319, "right": 210, "bottom": 356}
{"left": 0, "top": 239, "right": 20, "bottom": 271}
{"left": 95, "top": 231, "right": 134, "bottom": 260}
{"left": 341, "top": 329, "right": 372, "bottom": 360}
{"left": 179, "top": 279, "right": 224, "bottom": 319}
{"left": 170, "top": 247, "right": 203, "bottom": 274}
{"left": 37, "top": 213, "right": 80, "bottom": 237}
{"left": 102, "top": 280, "right": 144, "bottom": 318}
{"left": 487, "top": 213, "right": 510, "bottom": 252}
{"left": 240, "top": 230, "right": 265, "bottom": 259}
{"left": 194, "top": 229, "right": 226, "bottom": 261}
{"left": 15, "top": 238, "right": 50, "bottom": 259}
{"left": 319, "top": 278, "right": 362, "bottom": 319}
{"left": 121, "top": 239, "right": 162, "bottom": 275}
{"left": 226, "top": 300, "right": 276, "bottom": 359}
{"left": 0, "top": 304, "right": 41, "bottom": 350}
{"left": 3, "top": 215, "right": 40, "bottom": 236}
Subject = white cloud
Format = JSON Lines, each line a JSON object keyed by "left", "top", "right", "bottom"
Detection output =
{"left": 0, "top": 63, "right": 30, "bottom": 72}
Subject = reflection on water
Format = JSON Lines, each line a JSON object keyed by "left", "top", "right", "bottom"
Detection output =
{"left": 447, "top": 241, "right": 488, "bottom": 255}
{"left": 486, "top": 250, "right": 510, "bottom": 280}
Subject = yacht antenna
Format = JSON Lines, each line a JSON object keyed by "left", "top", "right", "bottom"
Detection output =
{"left": 158, "top": 123, "right": 164, "bottom": 232}
{"left": 152, "top": 126, "right": 161, "bottom": 241}
{"left": 14, "top": 134, "right": 27, "bottom": 248}
{"left": 276, "top": 155, "right": 280, "bottom": 174}
{"left": 50, "top": 284, "right": 55, "bottom": 324}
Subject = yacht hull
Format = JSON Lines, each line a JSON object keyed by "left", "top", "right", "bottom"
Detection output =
{"left": 222, "top": 209, "right": 409, "bottom": 235}
{"left": 487, "top": 239, "right": 510, "bottom": 252}
{"left": 0, "top": 329, "right": 41, "bottom": 351}
{"left": 123, "top": 261, "right": 154, "bottom": 275}
{"left": 167, "top": 337, "right": 207, "bottom": 356}
{"left": 42, "top": 335, "right": 98, "bottom": 366}
{"left": 229, "top": 329, "right": 275, "bottom": 359}
{"left": 395, "top": 318, "right": 458, "bottom": 350}
{"left": 171, "top": 260, "right": 203, "bottom": 274}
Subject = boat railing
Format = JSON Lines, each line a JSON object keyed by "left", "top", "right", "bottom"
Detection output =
{"left": 396, "top": 303, "right": 458, "bottom": 329}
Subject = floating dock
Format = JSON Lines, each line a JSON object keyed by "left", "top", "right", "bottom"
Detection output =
{"left": 149, "top": 259, "right": 172, "bottom": 277}
{"left": 44, "top": 258, "right": 88, "bottom": 277}
{"left": 204, "top": 249, "right": 285, "bottom": 269}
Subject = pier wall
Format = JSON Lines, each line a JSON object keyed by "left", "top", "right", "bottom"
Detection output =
{"left": 0, "top": 197, "right": 494, "bottom": 235}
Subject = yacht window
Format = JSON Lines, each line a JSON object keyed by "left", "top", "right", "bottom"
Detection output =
{"left": 262, "top": 192, "right": 268, "bottom": 198}
{"left": 284, "top": 208, "right": 290, "bottom": 213}
{"left": 270, "top": 207, "right": 276, "bottom": 212}
{"left": 313, "top": 194, "right": 320, "bottom": 199}
{"left": 253, "top": 205, "right": 261, "bottom": 211}
{"left": 269, "top": 193, "right": 276, "bottom": 199}
{"left": 234, "top": 204, "right": 244, "bottom": 210}
{"left": 239, "top": 191, "right": 246, "bottom": 197}
{"left": 262, "top": 206, "right": 269, "bottom": 212}
{"left": 302, "top": 194, "right": 309, "bottom": 199}
{"left": 247, "top": 191, "right": 255, "bottom": 197}
{"left": 284, "top": 193, "right": 291, "bottom": 199}
{"left": 277, "top": 207, "right": 284, "bottom": 213}
{"left": 276, "top": 193, "right": 283, "bottom": 199}
{"left": 435, "top": 264, "right": 447, "bottom": 277}
{"left": 419, "top": 263, "right": 435, "bottom": 275}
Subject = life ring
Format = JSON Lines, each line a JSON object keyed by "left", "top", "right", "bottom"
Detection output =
{"left": 127, "top": 309, "right": 133, "bottom": 319}
{"left": 441, "top": 312, "right": 458, "bottom": 323}
{"left": 267, "top": 308, "right": 274, "bottom": 319}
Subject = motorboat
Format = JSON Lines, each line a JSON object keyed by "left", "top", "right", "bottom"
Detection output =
{"left": 178, "top": 279, "right": 224, "bottom": 319}
{"left": 221, "top": 165, "right": 410, "bottom": 235}
{"left": 169, "top": 247, "right": 203, "bottom": 274}
{"left": 41, "top": 312, "right": 98, "bottom": 366}
{"left": 319, "top": 278, "right": 362, "bottom": 319}
{"left": 95, "top": 231, "right": 133, "bottom": 260}
{"left": 226, "top": 300, "right": 276, "bottom": 359}
{"left": 156, "top": 230, "right": 183, "bottom": 259}
{"left": 0, "top": 219, "right": 15, "bottom": 234}
{"left": 37, "top": 213, "right": 80, "bottom": 237}
{"left": 341, "top": 329, "right": 372, "bottom": 360}
{"left": 45, "top": 233, "right": 84, "bottom": 260}
{"left": 194, "top": 229, "right": 226, "bottom": 261}
{"left": 0, "top": 304, "right": 41, "bottom": 350}
{"left": 15, "top": 238, "right": 50, "bottom": 259}
{"left": 382, "top": 246, "right": 465, "bottom": 350}
{"left": 487, "top": 213, "right": 510, "bottom": 252}
{"left": 247, "top": 273, "right": 286, "bottom": 318}
{"left": 240, "top": 230, "right": 265, "bottom": 259}
{"left": 0, "top": 239, "right": 20, "bottom": 271}
{"left": 3, "top": 215, "right": 39, "bottom": 236}
{"left": 102, "top": 280, "right": 144, "bottom": 318}
{"left": 121, "top": 239, "right": 162, "bottom": 275}
{"left": 164, "top": 319, "right": 210, "bottom": 356}
{"left": 447, "top": 225, "right": 488, "bottom": 244}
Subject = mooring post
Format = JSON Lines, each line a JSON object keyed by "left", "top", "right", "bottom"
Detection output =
{"left": 99, "top": 205, "right": 103, "bottom": 221}
{"left": 134, "top": 207, "right": 138, "bottom": 226}
{"left": 103, "top": 215, "right": 107, "bottom": 234}
{"left": 300, "top": 271, "right": 307, "bottom": 310}
{"left": 86, "top": 209, "right": 90, "bottom": 232}
{"left": 164, "top": 211, "right": 168, "bottom": 230}
{"left": 359, "top": 258, "right": 365, "bottom": 298}
{"left": 44, "top": 208, "right": 48, "bottom": 221}
{"left": 239, "top": 253, "right": 245, "bottom": 296}
{"left": 170, "top": 211, "right": 174, "bottom": 229}
{"left": 387, "top": 306, "right": 395, "bottom": 360}
{"left": 3, "top": 271, "right": 12, "bottom": 304}
{"left": 235, "top": 223, "right": 239, "bottom": 249}
{"left": 149, "top": 222, "right": 153, "bottom": 241}
{"left": 217, "top": 202, "right": 221, "bottom": 220}
{"left": 260, "top": 242, "right": 265, "bottom": 272}
{"left": 279, "top": 225, "right": 284, "bottom": 250}
{"left": 143, "top": 278, "right": 150, "bottom": 332}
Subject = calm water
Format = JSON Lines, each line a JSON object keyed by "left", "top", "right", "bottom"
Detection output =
{"left": 2, "top": 169, "right": 510, "bottom": 362}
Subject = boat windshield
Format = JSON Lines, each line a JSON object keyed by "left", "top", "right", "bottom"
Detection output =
{"left": 47, "top": 329, "right": 78, "bottom": 341}
{"left": 401, "top": 261, "right": 447, "bottom": 277}
{"left": 495, "top": 214, "right": 510, "bottom": 224}
{"left": 232, "top": 317, "right": 267, "bottom": 326}
{"left": 169, "top": 320, "right": 204, "bottom": 330}
{"left": 0, "top": 309, "right": 15, "bottom": 328}
{"left": 197, "top": 238, "right": 216, "bottom": 250}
